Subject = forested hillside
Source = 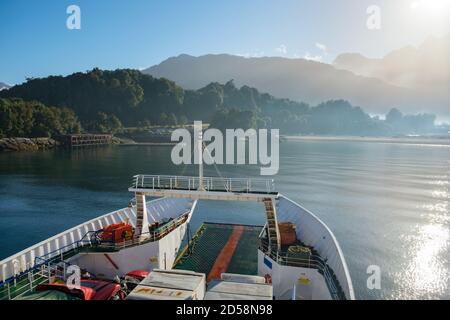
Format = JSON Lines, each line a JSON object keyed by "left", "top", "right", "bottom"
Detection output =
{"left": 0, "top": 69, "right": 437, "bottom": 137}
{"left": 0, "top": 98, "right": 81, "bottom": 138}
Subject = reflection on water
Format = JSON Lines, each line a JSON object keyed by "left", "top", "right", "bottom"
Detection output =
{"left": 0, "top": 142, "right": 449, "bottom": 299}
{"left": 392, "top": 173, "right": 449, "bottom": 299}
{"left": 395, "top": 224, "right": 449, "bottom": 299}
{"left": 274, "top": 142, "right": 450, "bottom": 299}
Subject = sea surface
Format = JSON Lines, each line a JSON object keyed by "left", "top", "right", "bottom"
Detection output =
{"left": 0, "top": 140, "right": 449, "bottom": 299}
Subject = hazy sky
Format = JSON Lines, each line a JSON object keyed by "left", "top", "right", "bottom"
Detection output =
{"left": 1, "top": 0, "right": 449, "bottom": 85}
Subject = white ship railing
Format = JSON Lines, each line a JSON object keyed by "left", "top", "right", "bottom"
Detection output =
{"left": 131, "top": 175, "right": 276, "bottom": 194}
{"left": 259, "top": 241, "right": 343, "bottom": 300}
{"left": 0, "top": 209, "right": 192, "bottom": 300}
{"left": 276, "top": 196, "right": 355, "bottom": 300}
{"left": 0, "top": 198, "right": 193, "bottom": 290}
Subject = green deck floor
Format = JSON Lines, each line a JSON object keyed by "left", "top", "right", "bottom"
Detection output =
{"left": 174, "top": 223, "right": 263, "bottom": 277}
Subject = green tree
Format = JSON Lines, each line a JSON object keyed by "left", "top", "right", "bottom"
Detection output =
{"left": 0, "top": 98, "right": 81, "bottom": 138}
{"left": 90, "top": 112, "right": 122, "bottom": 134}
{"left": 168, "top": 113, "right": 178, "bottom": 126}
{"left": 178, "top": 115, "right": 188, "bottom": 126}
{"left": 159, "top": 113, "right": 169, "bottom": 125}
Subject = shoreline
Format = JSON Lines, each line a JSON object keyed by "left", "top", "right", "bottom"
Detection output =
{"left": 0, "top": 136, "right": 177, "bottom": 152}
{"left": 0, "top": 137, "right": 60, "bottom": 152}
{"left": 3, "top": 135, "right": 450, "bottom": 152}
{"left": 119, "top": 142, "right": 176, "bottom": 146}
{"left": 282, "top": 135, "right": 450, "bottom": 146}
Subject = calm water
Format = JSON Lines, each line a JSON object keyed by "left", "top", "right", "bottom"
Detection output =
{"left": 0, "top": 141, "right": 449, "bottom": 300}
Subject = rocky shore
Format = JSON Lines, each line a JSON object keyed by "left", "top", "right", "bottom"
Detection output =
{"left": 0, "top": 137, "right": 60, "bottom": 152}
{"left": 0, "top": 135, "right": 158, "bottom": 152}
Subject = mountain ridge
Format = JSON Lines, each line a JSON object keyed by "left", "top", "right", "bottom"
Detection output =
{"left": 144, "top": 35, "right": 449, "bottom": 119}
{"left": 143, "top": 54, "right": 417, "bottom": 116}
{"left": 333, "top": 34, "right": 450, "bottom": 116}
{"left": 0, "top": 82, "right": 10, "bottom": 91}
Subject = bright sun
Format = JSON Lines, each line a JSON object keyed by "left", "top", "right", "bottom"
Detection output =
{"left": 409, "top": 0, "right": 450, "bottom": 32}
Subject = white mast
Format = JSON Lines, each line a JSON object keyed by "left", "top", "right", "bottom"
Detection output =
{"left": 195, "top": 121, "right": 204, "bottom": 191}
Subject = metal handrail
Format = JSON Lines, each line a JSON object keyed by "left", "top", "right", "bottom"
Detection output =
{"left": 0, "top": 267, "right": 48, "bottom": 300}
{"left": 130, "top": 175, "right": 276, "bottom": 194}
{"left": 89, "top": 213, "right": 189, "bottom": 251}
{"left": 258, "top": 241, "right": 342, "bottom": 300}
{"left": 0, "top": 212, "right": 190, "bottom": 300}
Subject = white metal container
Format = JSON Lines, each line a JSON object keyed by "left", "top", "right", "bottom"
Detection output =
{"left": 126, "top": 269, "right": 206, "bottom": 300}
{"left": 205, "top": 279, "right": 273, "bottom": 300}
{"left": 221, "top": 273, "right": 266, "bottom": 284}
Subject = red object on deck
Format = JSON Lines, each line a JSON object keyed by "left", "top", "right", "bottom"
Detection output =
{"left": 207, "top": 225, "right": 245, "bottom": 282}
{"left": 126, "top": 270, "right": 150, "bottom": 281}
{"left": 100, "top": 222, "right": 133, "bottom": 242}
{"left": 278, "top": 222, "right": 297, "bottom": 246}
{"left": 36, "top": 280, "right": 124, "bottom": 300}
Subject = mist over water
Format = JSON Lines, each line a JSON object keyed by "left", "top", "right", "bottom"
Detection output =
{"left": 0, "top": 141, "right": 449, "bottom": 299}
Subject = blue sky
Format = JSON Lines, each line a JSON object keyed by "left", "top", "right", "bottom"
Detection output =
{"left": 1, "top": 0, "right": 449, "bottom": 85}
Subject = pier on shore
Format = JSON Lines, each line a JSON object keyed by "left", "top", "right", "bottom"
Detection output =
{"left": 59, "top": 134, "right": 113, "bottom": 148}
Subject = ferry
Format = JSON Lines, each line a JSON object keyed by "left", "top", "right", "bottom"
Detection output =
{"left": 0, "top": 131, "right": 354, "bottom": 301}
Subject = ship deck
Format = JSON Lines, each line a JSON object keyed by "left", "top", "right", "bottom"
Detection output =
{"left": 173, "top": 223, "right": 263, "bottom": 281}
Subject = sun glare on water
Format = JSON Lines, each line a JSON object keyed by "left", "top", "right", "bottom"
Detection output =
{"left": 392, "top": 173, "right": 450, "bottom": 299}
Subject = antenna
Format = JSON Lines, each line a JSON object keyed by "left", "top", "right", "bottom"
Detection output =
{"left": 194, "top": 121, "right": 204, "bottom": 190}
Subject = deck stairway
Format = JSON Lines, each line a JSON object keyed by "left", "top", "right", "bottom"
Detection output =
{"left": 134, "top": 193, "right": 146, "bottom": 237}
{"left": 263, "top": 198, "right": 281, "bottom": 253}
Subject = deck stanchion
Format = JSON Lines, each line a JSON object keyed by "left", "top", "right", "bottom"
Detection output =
{"left": 28, "top": 271, "right": 33, "bottom": 291}
{"left": 63, "top": 261, "right": 66, "bottom": 280}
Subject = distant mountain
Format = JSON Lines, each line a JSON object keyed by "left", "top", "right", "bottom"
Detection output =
{"left": 144, "top": 54, "right": 410, "bottom": 111}
{"left": 334, "top": 34, "right": 450, "bottom": 89}
{"left": 334, "top": 34, "right": 450, "bottom": 117}
{"left": 0, "top": 82, "right": 10, "bottom": 91}
{"left": 143, "top": 38, "right": 449, "bottom": 119}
